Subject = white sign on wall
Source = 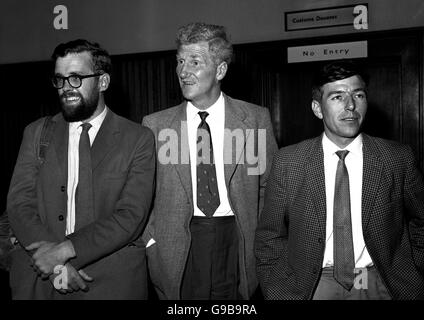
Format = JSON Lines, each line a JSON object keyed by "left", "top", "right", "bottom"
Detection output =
{"left": 287, "top": 41, "right": 368, "bottom": 63}
{"left": 285, "top": 4, "right": 368, "bottom": 31}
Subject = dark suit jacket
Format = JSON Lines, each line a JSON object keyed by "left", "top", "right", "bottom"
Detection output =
{"left": 142, "top": 93, "right": 278, "bottom": 299}
{"left": 255, "top": 134, "right": 424, "bottom": 300}
{"left": 7, "top": 110, "right": 155, "bottom": 299}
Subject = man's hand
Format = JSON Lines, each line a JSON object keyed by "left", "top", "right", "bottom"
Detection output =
{"left": 49, "top": 263, "right": 93, "bottom": 294}
{"left": 26, "top": 240, "right": 76, "bottom": 276}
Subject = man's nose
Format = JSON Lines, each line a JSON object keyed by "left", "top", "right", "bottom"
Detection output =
{"left": 178, "top": 64, "right": 189, "bottom": 78}
{"left": 62, "top": 78, "right": 73, "bottom": 91}
{"left": 345, "top": 94, "right": 356, "bottom": 111}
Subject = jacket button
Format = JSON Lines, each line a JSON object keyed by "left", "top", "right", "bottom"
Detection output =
{"left": 312, "top": 267, "right": 318, "bottom": 274}
{"left": 318, "top": 237, "right": 323, "bottom": 244}
{"left": 58, "top": 215, "right": 64, "bottom": 221}
{"left": 61, "top": 186, "right": 66, "bottom": 192}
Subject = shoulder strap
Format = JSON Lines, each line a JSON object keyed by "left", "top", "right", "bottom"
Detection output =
{"left": 0, "top": 116, "right": 55, "bottom": 247}
{"left": 38, "top": 116, "right": 55, "bottom": 161}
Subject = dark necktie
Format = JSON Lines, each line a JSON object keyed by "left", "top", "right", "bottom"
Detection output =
{"left": 75, "top": 123, "right": 93, "bottom": 231}
{"left": 196, "top": 111, "right": 220, "bottom": 217}
{"left": 333, "top": 150, "right": 355, "bottom": 290}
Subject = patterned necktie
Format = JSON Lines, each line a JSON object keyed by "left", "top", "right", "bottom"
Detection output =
{"left": 75, "top": 122, "right": 93, "bottom": 230}
{"left": 196, "top": 111, "right": 220, "bottom": 217}
{"left": 333, "top": 150, "right": 355, "bottom": 290}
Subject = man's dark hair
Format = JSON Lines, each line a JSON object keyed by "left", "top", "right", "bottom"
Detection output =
{"left": 312, "top": 60, "right": 367, "bottom": 101}
{"left": 176, "top": 22, "right": 233, "bottom": 65}
{"left": 51, "top": 39, "right": 112, "bottom": 74}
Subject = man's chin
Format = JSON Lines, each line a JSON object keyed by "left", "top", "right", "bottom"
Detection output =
{"left": 62, "top": 112, "right": 84, "bottom": 123}
{"left": 61, "top": 107, "right": 93, "bottom": 122}
{"left": 61, "top": 104, "right": 81, "bottom": 122}
{"left": 181, "top": 87, "right": 196, "bottom": 100}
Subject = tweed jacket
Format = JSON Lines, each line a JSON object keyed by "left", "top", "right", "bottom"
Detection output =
{"left": 7, "top": 110, "right": 155, "bottom": 299}
{"left": 255, "top": 133, "right": 424, "bottom": 300}
{"left": 142, "top": 93, "right": 278, "bottom": 299}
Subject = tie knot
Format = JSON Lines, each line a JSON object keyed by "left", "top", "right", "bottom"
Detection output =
{"left": 198, "top": 111, "right": 209, "bottom": 122}
{"left": 80, "top": 122, "right": 92, "bottom": 132}
{"left": 336, "top": 150, "right": 349, "bottom": 161}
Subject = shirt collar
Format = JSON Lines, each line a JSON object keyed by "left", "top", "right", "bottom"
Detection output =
{"left": 186, "top": 92, "right": 224, "bottom": 122}
{"left": 322, "top": 132, "right": 363, "bottom": 157}
{"left": 69, "top": 106, "right": 108, "bottom": 132}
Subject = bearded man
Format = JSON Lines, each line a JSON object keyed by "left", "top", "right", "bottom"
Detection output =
{"left": 7, "top": 39, "right": 155, "bottom": 299}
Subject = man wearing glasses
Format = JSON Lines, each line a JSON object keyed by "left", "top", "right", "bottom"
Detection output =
{"left": 7, "top": 39, "right": 155, "bottom": 299}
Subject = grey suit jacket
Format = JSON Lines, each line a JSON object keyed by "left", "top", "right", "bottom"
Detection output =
{"left": 255, "top": 133, "right": 424, "bottom": 300}
{"left": 142, "top": 93, "right": 278, "bottom": 299}
{"left": 7, "top": 110, "right": 155, "bottom": 299}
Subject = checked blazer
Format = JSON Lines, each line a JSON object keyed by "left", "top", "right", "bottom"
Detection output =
{"left": 255, "top": 133, "right": 424, "bottom": 300}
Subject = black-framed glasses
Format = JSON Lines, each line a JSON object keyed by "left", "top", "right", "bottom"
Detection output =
{"left": 51, "top": 73, "right": 102, "bottom": 89}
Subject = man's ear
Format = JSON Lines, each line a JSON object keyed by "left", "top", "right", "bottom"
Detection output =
{"left": 311, "top": 100, "right": 323, "bottom": 119}
{"left": 99, "top": 73, "right": 110, "bottom": 92}
{"left": 216, "top": 61, "right": 228, "bottom": 81}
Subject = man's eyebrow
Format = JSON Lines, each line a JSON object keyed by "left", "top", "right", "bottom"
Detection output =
{"left": 189, "top": 53, "right": 203, "bottom": 59}
{"left": 327, "top": 88, "right": 366, "bottom": 95}
{"left": 176, "top": 54, "right": 202, "bottom": 60}
{"left": 327, "top": 90, "right": 346, "bottom": 96}
{"left": 353, "top": 87, "right": 366, "bottom": 92}
{"left": 54, "top": 71, "right": 85, "bottom": 77}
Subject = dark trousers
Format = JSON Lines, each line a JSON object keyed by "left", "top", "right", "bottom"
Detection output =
{"left": 312, "top": 266, "right": 391, "bottom": 300}
{"left": 181, "top": 216, "right": 240, "bottom": 300}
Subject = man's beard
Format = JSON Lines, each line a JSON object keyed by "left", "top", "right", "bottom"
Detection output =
{"left": 60, "top": 91, "right": 99, "bottom": 122}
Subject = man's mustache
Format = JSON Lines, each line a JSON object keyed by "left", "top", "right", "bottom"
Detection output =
{"left": 60, "top": 91, "right": 81, "bottom": 99}
{"left": 339, "top": 111, "right": 361, "bottom": 120}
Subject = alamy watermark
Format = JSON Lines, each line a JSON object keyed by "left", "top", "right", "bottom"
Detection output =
{"left": 53, "top": 5, "right": 68, "bottom": 30}
{"left": 353, "top": 5, "right": 368, "bottom": 30}
{"left": 156, "top": 122, "right": 268, "bottom": 175}
{"left": 53, "top": 264, "right": 68, "bottom": 290}
{"left": 354, "top": 267, "right": 368, "bottom": 290}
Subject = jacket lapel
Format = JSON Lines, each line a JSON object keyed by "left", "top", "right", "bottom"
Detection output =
{"left": 91, "top": 109, "right": 120, "bottom": 171}
{"left": 305, "top": 135, "right": 327, "bottom": 239}
{"left": 223, "top": 94, "right": 249, "bottom": 187}
{"left": 170, "top": 103, "right": 193, "bottom": 208}
{"left": 361, "top": 134, "right": 383, "bottom": 230}
{"left": 52, "top": 113, "right": 68, "bottom": 181}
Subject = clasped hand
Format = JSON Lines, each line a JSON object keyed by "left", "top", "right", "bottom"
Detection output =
{"left": 26, "top": 240, "right": 93, "bottom": 293}
{"left": 49, "top": 263, "right": 93, "bottom": 293}
{"left": 26, "top": 240, "right": 71, "bottom": 275}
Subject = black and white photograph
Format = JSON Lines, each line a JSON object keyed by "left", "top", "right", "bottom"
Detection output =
{"left": 0, "top": 0, "right": 423, "bottom": 316}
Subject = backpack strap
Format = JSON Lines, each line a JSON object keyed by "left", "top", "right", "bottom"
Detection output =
{"left": 38, "top": 116, "right": 55, "bottom": 161}
{"left": 0, "top": 116, "right": 56, "bottom": 269}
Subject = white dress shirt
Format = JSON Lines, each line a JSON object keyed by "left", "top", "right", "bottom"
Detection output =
{"left": 321, "top": 133, "right": 373, "bottom": 268}
{"left": 186, "top": 93, "right": 234, "bottom": 217}
{"left": 66, "top": 106, "right": 108, "bottom": 235}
